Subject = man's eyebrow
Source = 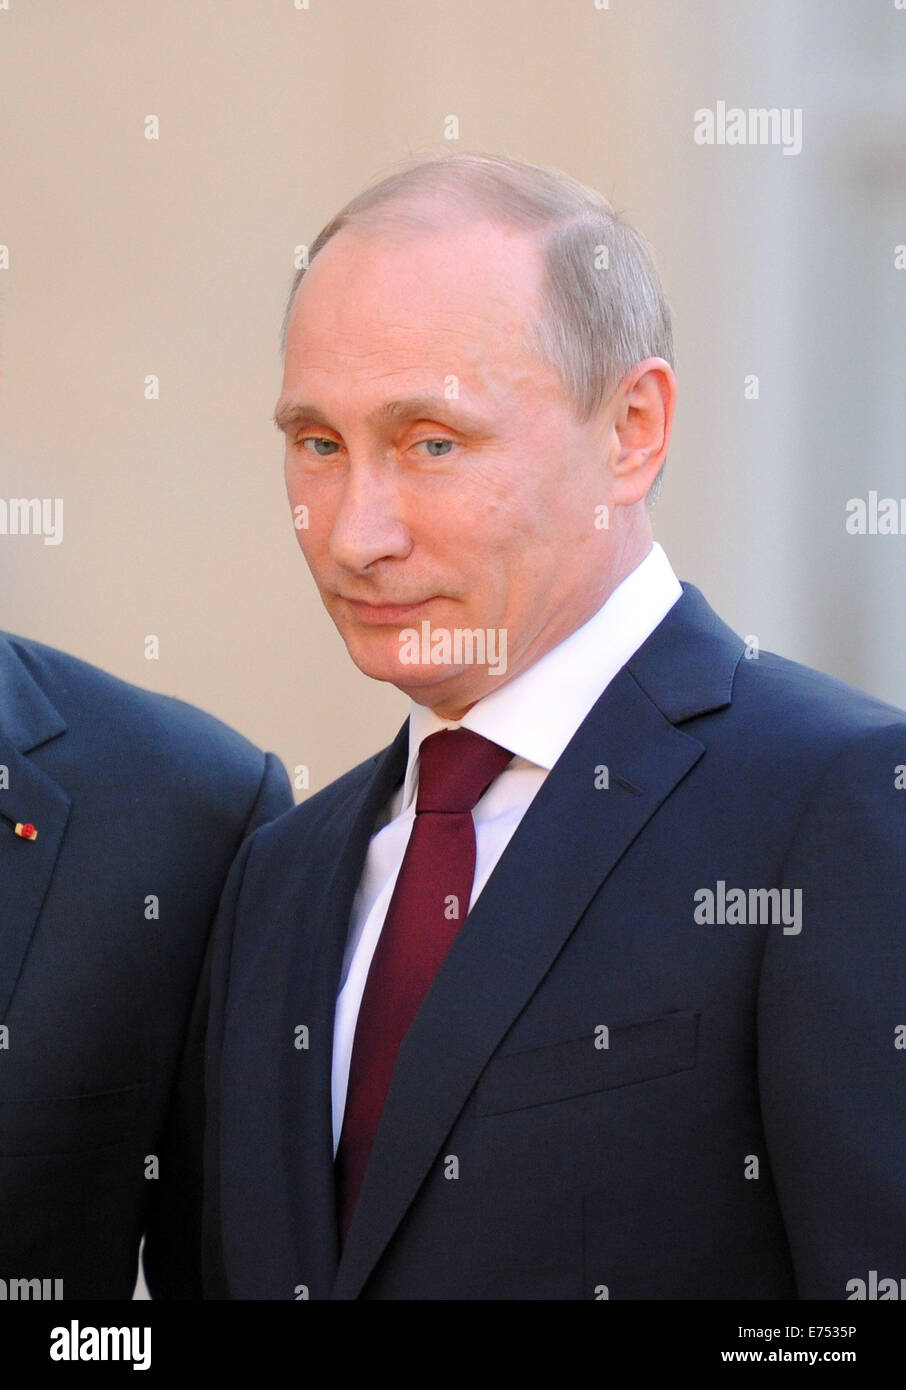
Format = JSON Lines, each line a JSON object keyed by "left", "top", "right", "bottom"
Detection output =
{"left": 273, "top": 394, "right": 493, "bottom": 435}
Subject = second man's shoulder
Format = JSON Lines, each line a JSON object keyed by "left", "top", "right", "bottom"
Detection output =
{"left": 1, "top": 630, "right": 292, "bottom": 820}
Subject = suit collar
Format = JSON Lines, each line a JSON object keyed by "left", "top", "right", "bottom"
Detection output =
{"left": 0, "top": 633, "right": 68, "bottom": 752}
{"left": 330, "top": 583, "right": 744, "bottom": 1298}
{"left": 626, "top": 582, "right": 743, "bottom": 723}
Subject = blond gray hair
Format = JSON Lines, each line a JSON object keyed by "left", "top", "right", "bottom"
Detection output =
{"left": 283, "top": 152, "right": 674, "bottom": 499}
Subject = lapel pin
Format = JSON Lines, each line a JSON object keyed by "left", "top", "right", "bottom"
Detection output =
{"left": 15, "top": 822, "right": 38, "bottom": 841}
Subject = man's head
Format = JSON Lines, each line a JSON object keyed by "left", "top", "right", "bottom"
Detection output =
{"left": 275, "top": 153, "right": 676, "bottom": 718}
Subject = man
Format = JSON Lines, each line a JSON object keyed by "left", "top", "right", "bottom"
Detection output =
{"left": 0, "top": 630, "right": 292, "bottom": 1297}
{"left": 201, "top": 153, "right": 906, "bottom": 1299}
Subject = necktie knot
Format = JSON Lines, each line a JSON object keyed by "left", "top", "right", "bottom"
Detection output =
{"left": 415, "top": 727, "right": 513, "bottom": 815}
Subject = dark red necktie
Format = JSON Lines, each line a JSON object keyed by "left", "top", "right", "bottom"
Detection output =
{"left": 335, "top": 726, "right": 513, "bottom": 1242}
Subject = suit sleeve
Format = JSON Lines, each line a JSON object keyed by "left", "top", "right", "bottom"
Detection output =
{"left": 141, "top": 752, "right": 292, "bottom": 1299}
{"left": 757, "top": 720, "right": 906, "bottom": 1298}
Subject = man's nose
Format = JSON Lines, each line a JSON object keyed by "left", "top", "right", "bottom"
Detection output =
{"left": 328, "top": 462, "right": 412, "bottom": 572}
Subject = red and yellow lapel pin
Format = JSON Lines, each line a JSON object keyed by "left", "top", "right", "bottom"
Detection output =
{"left": 15, "top": 822, "right": 38, "bottom": 841}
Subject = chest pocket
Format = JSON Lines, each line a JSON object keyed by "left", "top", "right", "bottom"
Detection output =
{"left": 475, "top": 1010, "right": 699, "bottom": 1117}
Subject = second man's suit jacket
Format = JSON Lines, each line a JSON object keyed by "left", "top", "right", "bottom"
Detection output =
{"left": 199, "top": 584, "right": 906, "bottom": 1300}
{"left": 0, "top": 632, "right": 292, "bottom": 1298}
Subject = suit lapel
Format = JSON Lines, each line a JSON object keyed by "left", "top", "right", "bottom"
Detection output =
{"left": 278, "top": 721, "right": 409, "bottom": 1298}
{"left": 331, "top": 584, "right": 744, "bottom": 1298}
{"left": 0, "top": 638, "right": 70, "bottom": 1022}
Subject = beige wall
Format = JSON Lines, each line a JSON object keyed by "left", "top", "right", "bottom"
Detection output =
{"left": 2, "top": 0, "right": 904, "bottom": 796}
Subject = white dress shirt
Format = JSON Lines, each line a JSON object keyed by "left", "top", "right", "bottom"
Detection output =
{"left": 330, "top": 542, "right": 683, "bottom": 1151}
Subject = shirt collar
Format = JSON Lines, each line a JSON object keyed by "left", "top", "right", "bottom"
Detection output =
{"left": 400, "top": 542, "right": 682, "bottom": 809}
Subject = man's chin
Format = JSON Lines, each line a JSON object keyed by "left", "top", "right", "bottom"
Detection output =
{"left": 347, "top": 648, "right": 453, "bottom": 687}
{"left": 342, "top": 640, "right": 472, "bottom": 701}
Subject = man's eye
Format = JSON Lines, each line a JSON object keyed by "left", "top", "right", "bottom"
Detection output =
{"left": 298, "top": 437, "right": 340, "bottom": 456}
{"left": 414, "top": 439, "right": 455, "bottom": 457}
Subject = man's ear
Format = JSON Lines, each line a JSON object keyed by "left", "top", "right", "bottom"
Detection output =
{"left": 609, "top": 358, "right": 676, "bottom": 506}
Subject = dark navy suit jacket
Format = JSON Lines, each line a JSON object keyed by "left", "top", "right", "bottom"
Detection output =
{"left": 0, "top": 632, "right": 292, "bottom": 1298}
{"left": 201, "top": 585, "right": 906, "bottom": 1299}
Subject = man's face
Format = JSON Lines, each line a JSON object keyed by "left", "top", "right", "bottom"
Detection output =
{"left": 276, "top": 216, "right": 625, "bottom": 717}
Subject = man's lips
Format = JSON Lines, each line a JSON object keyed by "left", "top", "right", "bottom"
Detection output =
{"left": 340, "top": 595, "right": 437, "bottom": 625}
